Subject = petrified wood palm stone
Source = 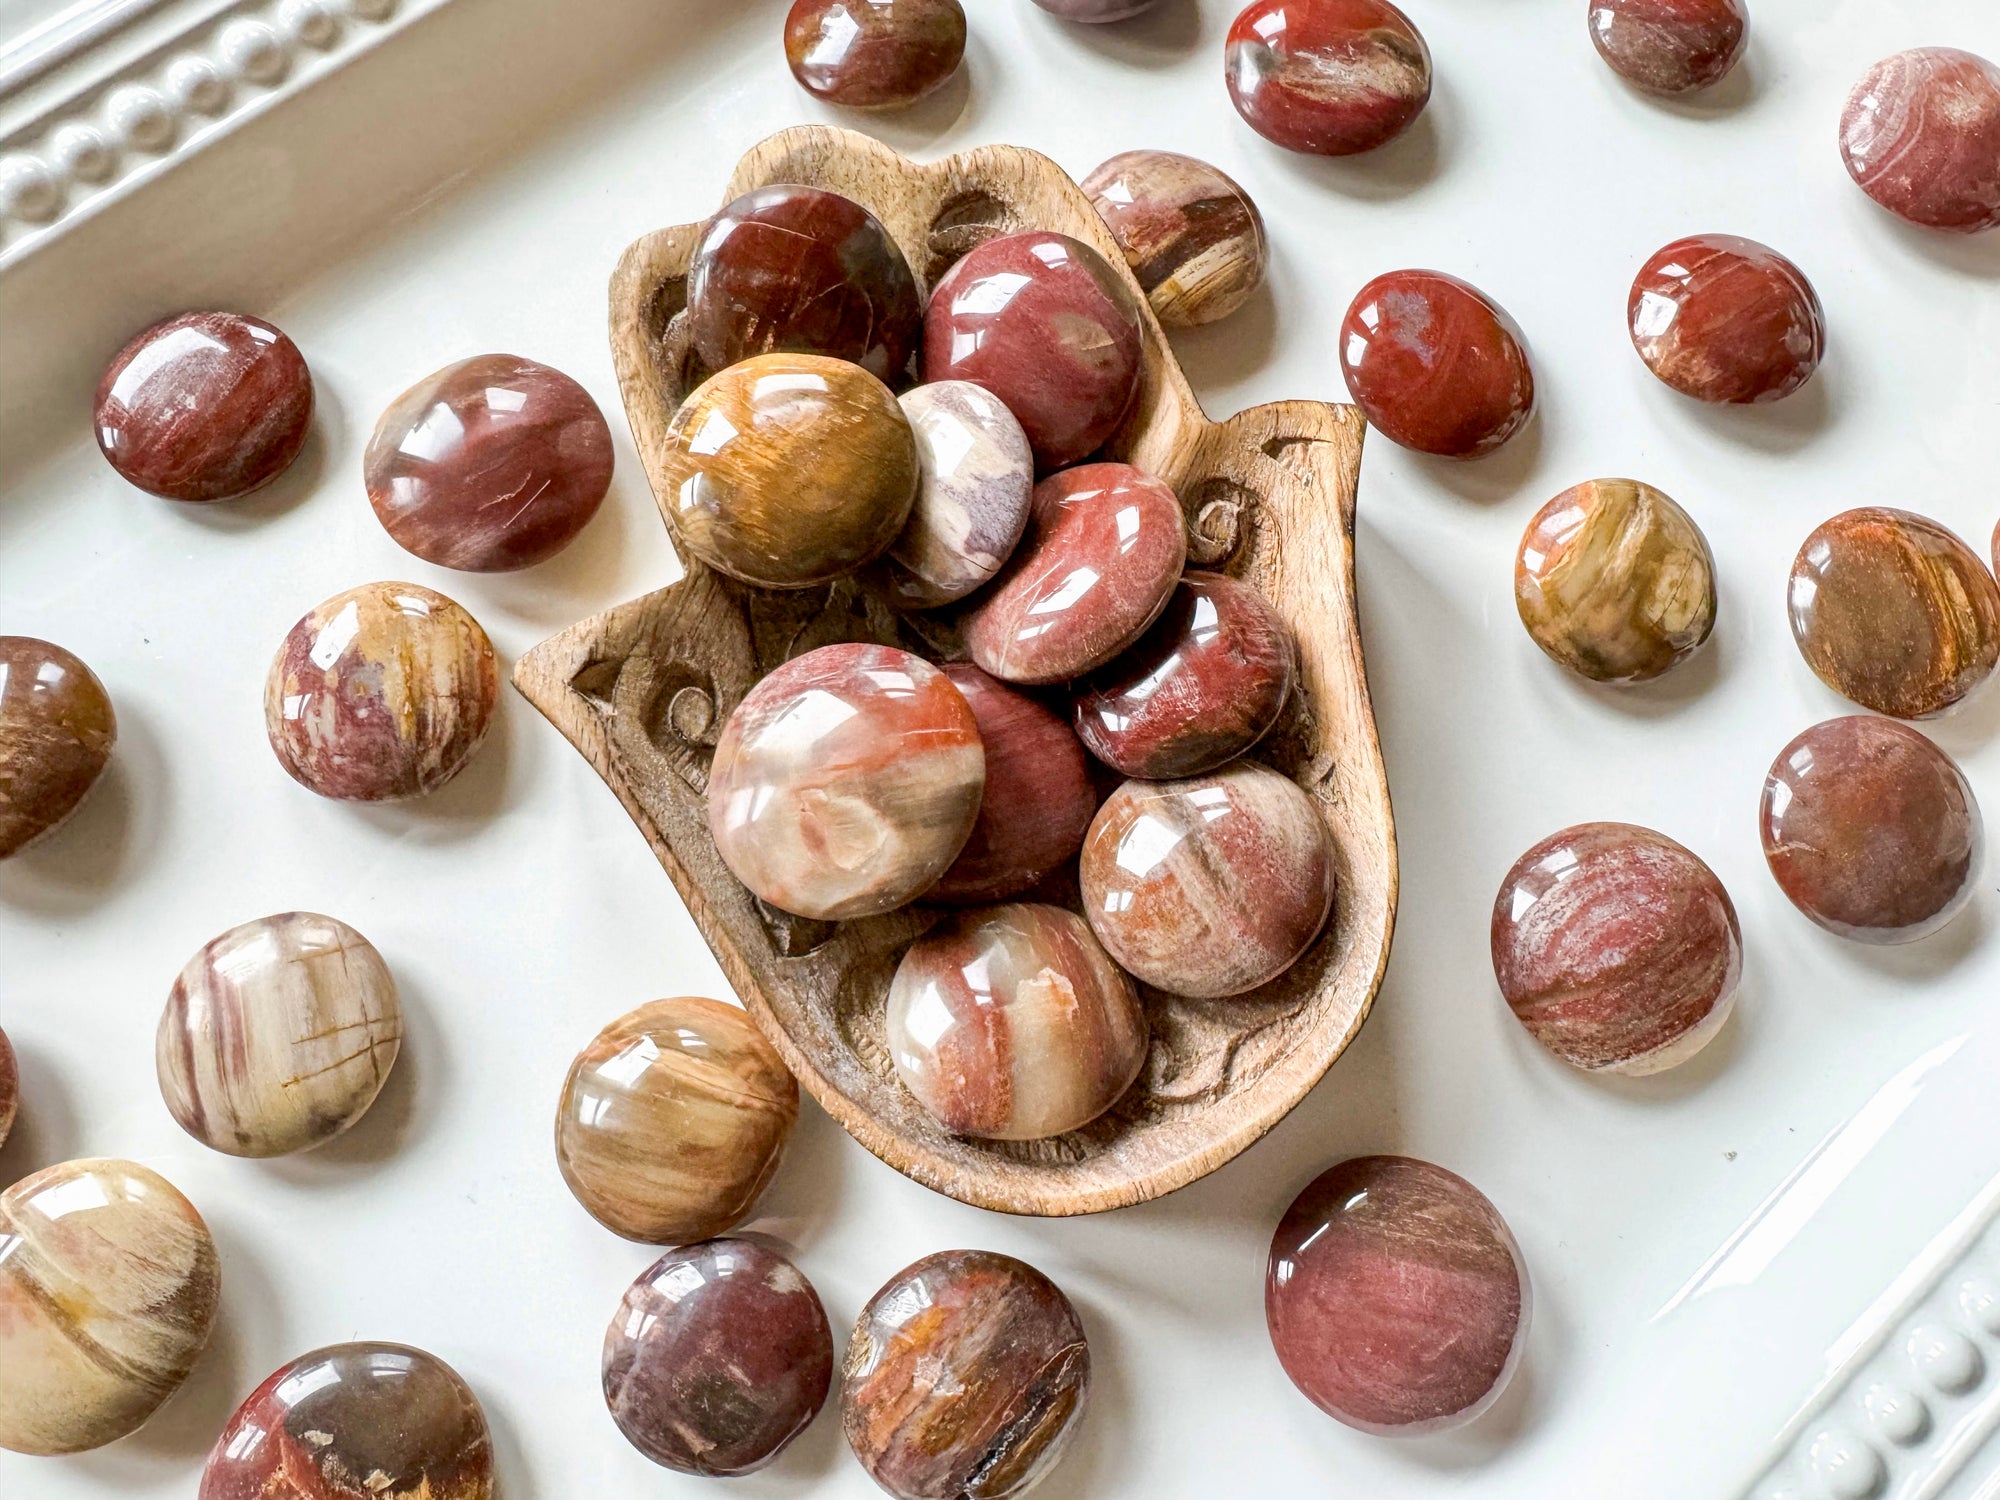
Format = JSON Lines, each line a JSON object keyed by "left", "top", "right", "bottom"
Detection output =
{"left": 514, "top": 126, "right": 1395, "bottom": 1217}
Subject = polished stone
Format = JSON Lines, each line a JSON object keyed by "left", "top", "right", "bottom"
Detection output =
{"left": 1587, "top": 0, "right": 1747, "bottom": 96}
{"left": 922, "top": 231, "right": 1144, "bottom": 470}
{"left": 1761, "top": 717, "right": 1981, "bottom": 944}
{"left": 929, "top": 664, "right": 1097, "bottom": 903}
{"left": 1074, "top": 571, "right": 1294, "bottom": 778}
{"left": 964, "top": 462, "right": 1187, "bottom": 685}
{"left": 662, "top": 353, "right": 917, "bottom": 588}
{"left": 604, "top": 1239, "right": 832, "bottom": 1476}
{"left": 94, "top": 310, "right": 313, "bottom": 501}
{"left": 0, "top": 1159, "right": 220, "bottom": 1456}
{"left": 265, "top": 582, "right": 499, "bottom": 803}
{"left": 844, "top": 1249, "right": 1089, "bottom": 1499}
{"left": 1081, "top": 761, "right": 1334, "bottom": 998}
{"left": 1789, "top": 508, "right": 2000, "bottom": 719}
{"left": 1225, "top": 0, "right": 1433, "bottom": 157}
{"left": 0, "top": 1026, "right": 14, "bottom": 1149}
{"left": 1339, "top": 270, "right": 1535, "bottom": 458}
{"left": 1491, "top": 823, "right": 1740, "bottom": 1075}
{"left": 884, "top": 381, "right": 1034, "bottom": 608}
{"left": 157, "top": 912, "right": 402, "bottom": 1158}
{"left": 1628, "top": 234, "right": 1824, "bottom": 403}
{"left": 1514, "top": 478, "right": 1716, "bottom": 684}
{"left": 709, "top": 643, "right": 984, "bottom": 920}
{"left": 1082, "top": 149, "right": 1268, "bottom": 328}
{"left": 0, "top": 635, "right": 116, "bottom": 858}
{"left": 1033, "top": 0, "right": 1156, "bottom": 16}
{"left": 1841, "top": 48, "right": 2000, "bottom": 233}
{"left": 363, "top": 354, "right": 613, "bottom": 572}
{"left": 199, "top": 1343, "right": 492, "bottom": 1500}
{"left": 786, "top": 0, "right": 966, "bottom": 110}
{"left": 889, "top": 902, "right": 1146, "bottom": 1139}
{"left": 687, "top": 184, "right": 922, "bottom": 381}
{"left": 557, "top": 998, "right": 798, "bottom": 1244}
{"left": 1267, "top": 1155, "right": 1529, "bottom": 1435}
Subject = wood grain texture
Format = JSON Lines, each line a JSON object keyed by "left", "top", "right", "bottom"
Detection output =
{"left": 513, "top": 126, "right": 1397, "bottom": 1216}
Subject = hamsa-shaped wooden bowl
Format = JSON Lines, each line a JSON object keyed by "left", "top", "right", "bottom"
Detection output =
{"left": 514, "top": 125, "right": 1397, "bottom": 1217}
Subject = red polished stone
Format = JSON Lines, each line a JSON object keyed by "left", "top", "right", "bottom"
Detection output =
{"left": 1081, "top": 150, "right": 1268, "bottom": 329}
{"left": 1225, "top": 0, "right": 1433, "bottom": 157}
{"left": 94, "top": 311, "right": 313, "bottom": 502}
{"left": 1761, "top": 717, "right": 1981, "bottom": 945}
{"left": 964, "top": 462, "right": 1187, "bottom": 686}
{"left": 1587, "top": 0, "right": 1747, "bottom": 97}
{"left": 1628, "top": 234, "right": 1823, "bottom": 404}
{"left": 1491, "top": 822, "right": 1740, "bottom": 1075}
{"left": 785, "top": 0, "right": 965, "bottom": 111}
{"left": 922, "top": 231, "right": 1144, "bottom": 471}
{"left": 363, "top": 354, "right": 613, "bottom": 572}
{"left": 687, "top": 185, "right": 922, "bottom": 383}
{"left": 1267, "top": 1156, "right": 1529, "bottom": 1435}
{"left": 1841, "top": 48, "right": 2000, "bottom": 234}
{"left": 929, "top": 664, "right": 1097, "bottom": 903}
{"left": 0, "top": 1027, "right": 16, "bottom": 1150}
{"left": 603, "top": 1239, "right": 833, "bottom": 1477}
{"left": 1339, "top": 270, "right": 1535, "bottom": 458}
{"left": 1073, "top": 571, "right": 1294, "bottom": 778}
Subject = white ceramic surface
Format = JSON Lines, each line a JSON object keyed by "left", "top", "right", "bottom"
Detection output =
{"left": 2, "top": 1, "right": 1998, "bottom": 1495}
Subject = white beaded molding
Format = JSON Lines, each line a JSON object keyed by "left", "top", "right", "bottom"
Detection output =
{"left": 1744, "top": 1179, "right": 2000, "bottom": 1500}
{"left": 0, "top": 0, "right": 444, "bottom": 261}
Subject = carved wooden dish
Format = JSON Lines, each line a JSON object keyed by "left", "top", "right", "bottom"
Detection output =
{"left": 514, "top": 125, "right": 1397, "bottom": 1217}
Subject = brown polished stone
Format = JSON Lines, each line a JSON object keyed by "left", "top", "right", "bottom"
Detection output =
{"left": 0, "top": 1027, "right": 15, "bottom": 1149}
{"left": 785, "top": 0, "right": 966, "bottom": 111}
{"left": 844, "top": 1249, "right": 1089, "bottom": 1499}
{"left": 1588, "top": 0, "right": 1748, "bottom": 97}
{"left": 0, "top": 635, "right": 116, "bottom": 858}
{"left": 94, "top": 310, "right": 313, "bottom": 502}
{"left": 1788, "top": 508, "right": 2000, "bottom": 719}
{"left": 1629, "top": 234, "right": 1823, "bottom": 404}
{"left": 687, "top": 184, "right": 922, "bottom": 382}
{"left": 1082, "top": 149, "right": 1268, "bottom": 328}
{"left": 1514, "top": 479, "right": 1716, "bottom": 684}
{"left": 1761, "top": 717, "right": 1981, "bottom": 944}
{"left": 363, "top": 354, "right": 613, "bottom": 572}
{"left": 662, "top": 353, "right": 918, "bottom": 589}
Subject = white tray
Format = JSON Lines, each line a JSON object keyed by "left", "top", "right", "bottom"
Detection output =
{"left": 3, "top": 1, "right": 1999, "bottom": 1495}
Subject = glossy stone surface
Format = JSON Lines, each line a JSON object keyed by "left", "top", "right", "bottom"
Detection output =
{"left": 844, "top": 1249, "right": 1088, "bottom": 1499}
{"left": 687, "top": 184, "right": 922, "bottom": 381}
{"left": 363, "top": 354, "right": 613, "bottom": 571}
{"left": 557, "top": 998, "right": 798, "bottom": 1244}
{"left": 94, "top": 310, "right": 313, "bottom": 501}
{"left": 884, "top": 381, "right": 1034, "bottom": 608}
{"left": 930, "top": 664, "right": 1096, "bottom": 903}
{"left": 1841, "top": 48, "right": 2000, "bottom": 233}
{"left": 199, "top": 1343, "right": 493, "bottom": 1500}
{"left": 1587, "top": 0, "right": 1748, "bottom": 96}
{"left": 964, "top": 463, "right": 1187, "bottom": 685}
{"left": 709, "top": 644, "right": 984, "bottom": 919}
{"left": 1082, "top": 149, "right": 1268, "bottom": 328}
{"left": 0, "top": 1158, "right": 220, "bottom": 1455}
{"left": 662, "top": 353, "right": 918, "bottom": 589}
{"left": 1628, "top": 234, "right": 1824, "bottom": 404}
{"left": 0, "top": 635, "right": 116, "bottom": 858}
{"left": 1033, "top": 0, "right": 1156, "bottom": 17}
{"left": 1789, "top": 508, "right": 2000, "bottom": 719}
{"left": 1339, "top": 270, "right": 1536, "bottom": 458}
{"left": 1267, "top": 1156, "right": 1529, "bottom": 1435}
{"left": 1514, "top": 478, "right": 1717, "bottom": 684}
{"left": 1225, "top": 0, "right": 1433, "bottom": 157}
{"left": 604, "top": 1239, "right": 832, "bottom": 1476}
{"left": 1074, "top": 571, "right": 1294, "bottom": 778}
{"left": 1761, "top": 717, "right": 1981, "bottom": 944}
{"left": 1081, "top": 761, "right": 1335, "bottom": 998}
{"left": 0, "top": 1026, "right": 14, "bottom": 1149}
{"left": 922, "top": 231, "right": 1144, "bottom": 470}
{"left": 265, "top": 582, "right": 499, "bottom": 802}
{"left": 1491, "top": 823, "right": 1740, "bottom": 1075}
{"left": 156, "top": 912, "right": 402, "bottom": 1157}
{"left": 889, "top": 903, "right": 1146, "bottom": 1139}
{"left": 785, "top": 0, "right": 966, "bottom": 111}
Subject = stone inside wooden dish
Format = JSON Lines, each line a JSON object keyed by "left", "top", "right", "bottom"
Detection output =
{"left": 513, "top": 125, "right": 1397, "bottom": 1216}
